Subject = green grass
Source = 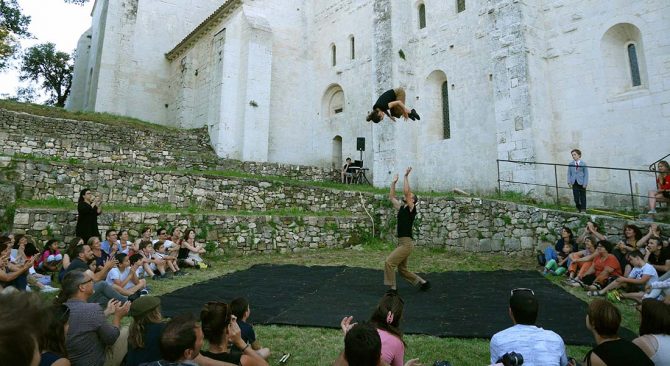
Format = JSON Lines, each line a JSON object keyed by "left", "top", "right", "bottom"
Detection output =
{"left": 113, "top": 248, "right": 627, "bottom": 365}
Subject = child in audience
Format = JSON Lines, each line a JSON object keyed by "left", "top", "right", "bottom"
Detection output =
{"left": 588, "top": 250, "right": 658, "bottom": 300}
{"left": 138, "top": 241, "right": 168, "bottom": 280}
{"left": 153, "top": 241, "right": 185, "bottom": 276}
{"left": 179, "top": 229, "right": 207, "bottom": 269}
{"left": 231, "top": 297, "right": 271, "bottom": 360}
{"left": 544, "top": 243, "right": 573, "bottom": 276}
{"left": 37, "top": 239, "right": 63, "bottom": 273}
{"left": 106, "top": 253, "right": 148, "bottom": 296}
{"left": 567, "top": 148, "right": 588, "bottom": 212}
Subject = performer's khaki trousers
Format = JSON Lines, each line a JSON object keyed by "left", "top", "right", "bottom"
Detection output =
{"left": 384, "top": 237, "right": 423, "bottom": 288}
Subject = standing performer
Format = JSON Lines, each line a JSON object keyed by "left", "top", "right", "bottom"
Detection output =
{"left": 384, "top": 167, "right": 430, "bottom": 292}
{"left": 567, "top": 149, "right": 588, "bottom": 213}
{"left": 76, "top": 188, "right": 102, "bottom": 242}
{"left": 366, "top": 87, "right": 420, "bottom": 123}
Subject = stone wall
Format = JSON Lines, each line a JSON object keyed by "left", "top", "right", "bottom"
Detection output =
{"left": 0, "top": 109, "right": 338, "bottom": 182}
{"left": 12, "top": 209, "right": 368, "bottom": 254}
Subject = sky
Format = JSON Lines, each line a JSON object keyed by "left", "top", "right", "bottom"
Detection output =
{"left": 0, "top": 0, "right": 94, "bottom": 98}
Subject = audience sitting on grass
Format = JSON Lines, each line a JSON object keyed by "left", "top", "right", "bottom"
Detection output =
{"left": 612, "top": 224, "right": 643, "bottom": 276}
{"left": 134, "top": 227, "right": 154, "bottom": 253}
{"left": 540, "top": 226, "right": 577, "bottom": 267}
{"left": 200, "top": 300, "right": 269, "bottom": 366}
{"left": 37, "top": 239, "right": 63, "bottom": 273}
{"left": 0, "top": 291, "right": 47, "bottom": 365}
{"left": 0, "top": 235, "right": 33, "bottom": 292}
{"left": 169, "top": 227, "right": 184, "bottom": 257}
{"left": 231, "top": 297, "right": 271, "bottom": 360}
{"left": 334, "top": 321, "right": 383, "bottom": 366}
{"left": 179, "top": 228, "right": 208, "bottom": 269}
{"left": 575, "top": 240, "right": 623, "bottom": 293}
{"left": 648, "top": 160, "right": 670, "bottom": 214}
{"left": 61, "top": 237, "right": 84, "bottom": 272}
{"left": 117, "top": 229, "right": 132, "bottom": 255}
{"left": 490, "top": 287, "right": 569, "bottom": 366}
{"left": 643, "top": 231, "right": 670, "bottom": 278}
{"left": 106, "top": 253, "right": 148, "bottom": 297}
{"left": 543, "top": 242, "right": 573, "bottom": 276}
{"left": 88, "top": 236, "right": 109, "bottom": 273}
{"left": 566, "top": 236, "right": 597, "bottom": 285}
{"left": 368, "top": 291, "right": 419, "bottom": 366}
{"left": 101, "top": 229, "right": 119, "bottom": 256}
{"left": 154, "top": 241, "right": 185, "bottom": 276}
{"left": 39, "top": 304, "right": 70, "bottom": 366}
{"left": 62, "top": 245, "right": 129, "bottom": 306}
{"left": 584, "top": 299, "right": 652, "bottom": 366}
{"left": 632, "top": 299, "right": 670, "bottom": 364}
{"left": 138, "top": 240, "right": 169, "bottom": 280}
{"left": 587, "top": 250, "right": 658, "bottom": 301}
{"left": 645, "top": 272, "right": 670, "bottom": 303}
{"left": 126, "top": 296, "right": 165, "bottom": 366}
{"left": 576, "top": 221, "right": 608, "bottom": 244}
{"left": 58, "top": 270, "right": 130, "bottom": 366}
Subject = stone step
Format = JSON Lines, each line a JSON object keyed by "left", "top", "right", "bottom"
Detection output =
{"left": 0, "top": 107, "right": 335, "bottom": 182}
{"left": 13, "top": 207, "right": 370, "bottom": 254}
{"left": 1, "top": 156, "right": 378, "bottom": 213}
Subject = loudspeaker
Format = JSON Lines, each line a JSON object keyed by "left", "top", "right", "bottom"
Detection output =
{"left": 356, "top": 137, "right": 365, "bottom": 151}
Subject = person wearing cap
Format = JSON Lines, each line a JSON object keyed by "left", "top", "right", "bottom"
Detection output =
{"left": 126, "top": 296, "right": 164, "bottom": 366}
{"left": 489, "top": 288, "right": 569, "bottom": 366}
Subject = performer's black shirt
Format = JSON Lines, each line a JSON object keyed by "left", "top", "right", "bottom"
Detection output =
{"left": 373, "top": 89, "right": 396, "bottom": 113}
{"left": 397, "top": 205, "right": 416, "bottom": 238}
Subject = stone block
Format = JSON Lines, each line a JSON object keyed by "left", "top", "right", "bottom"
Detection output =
{"left": 504, "top": 237, "right": 521, "bottom": 251}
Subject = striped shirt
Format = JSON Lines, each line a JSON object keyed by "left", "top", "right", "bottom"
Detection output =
{"left": 490, "top": 324, "right": 568, "bottom": 366}
{"left": 65, "top": 299, "right": 120, "bottom": 366}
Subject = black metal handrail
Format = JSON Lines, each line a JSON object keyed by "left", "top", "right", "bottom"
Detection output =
{"left": 496, "top": 159, "right": 656, "bottom": 213}
{"left": 649, "top": 153, "right": 670, "bottom": 172}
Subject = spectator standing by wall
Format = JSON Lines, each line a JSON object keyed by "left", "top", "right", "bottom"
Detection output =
{"left": 567, "top": 149, "right": 588, "bottom": 213}
{"left": 75, "top": 188, "right": 101, "bottom": 242}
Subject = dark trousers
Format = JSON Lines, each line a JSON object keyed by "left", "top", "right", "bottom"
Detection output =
{"left": 1, "top": 271, "right": 28, "bottom": 291}
{"left": 572, "top": 183, "right": 586, "bottom": 211}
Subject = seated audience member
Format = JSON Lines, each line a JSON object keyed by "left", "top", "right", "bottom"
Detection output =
{"left": 134, "top": 227, "right": 153, "bottom": 253}
{"left": 0, "top": 291, "right": 47, "bottom": 366}
{"left": 633, "top": 299, "right": 670, "bottom": 364}
{"left": 544, "top": 242, "right": 573, "bottom": 276}
{"left": 368, "top": 291, "right": 420, "bottom": 366}
{"left": 648, "top": 160, "right": 670, "bottom": 214}
{"left": 168, "top": 227, "right": 183, "bottom": 257}
{"left": 88, "top": 237, "right": 109, "bottom": 273}
{"left": 576, "top": 221, "right": 608, "bottom": 244}
{"left": 645, "top": 234, "right": 670, "bottom": 278}
{"left": 60, "top": 238, "right": 84, "bottom": 275}
{"left": 105, "top": 253, "right": 147, "bottom": 299}
{"left": 13, "top": 234, "right": 40, "bottom": 263}
{"left": 38, "top": 239, "right": 63, "bottom": 273}
{"left": 542, "top": 227, "right": 577, "bottom": 265}
{"left": 58, "top": 270, "right": 130, "bottom": 366}
{"left": 584, "top": 299, "right": 652, "bottom": 366}
{"left": 63, "top": 244, "right": 127, "bottom": 306}
{"left": 612, "top": 224, "right": 642, "bottom": 275}
{"left": 117, "top": 230, "right": 132, "bottom": 255}
{"left": 154, "top": 241, "right": 184, "bottom": 276}
{"left": 489, "top": 288, "right": 568, "bottom": 366}
{"left": 144, "top": 313, "right": 236, "bottom": 366}
{"left": 27, "top": 265, "right": 59, "bottom": 293}
{"left": 200, "top": 301, "right": 269, "bottom": 366}
{"left": 39, "top": 304, "right": 70, "bottom": 366}
{"left": 644, "top": 275, "right": 670, "bottom": 303}
{"left": 126, "top": 296, "right": 164, "bottom": 366}
{"left": 231, "top": 297, "right": 271, "bottom": 359}
{"left": 101, "top": 229, "right": 119, "bottom": 256}
{"left": 567, "top": 236, "right": 597, "bottom": 285}
{"left": 578, "top": 241, "right": 623, "bottom": 292}
{"left": 588, "top": 250, "right": 658, "bottom": 300}
{"left": 0, "top": 235, "right": 34, "bottom": 291}
{"left": 334, "top": 322, "right": 385, "bottom": 366}
{"left": 179, "top": 229, "right": 207, "bottom": 269}
{"left": 138, "top": 241, "right": 168, "bottom": 280}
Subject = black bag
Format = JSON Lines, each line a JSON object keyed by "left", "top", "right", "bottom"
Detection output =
{"left": 536, "top": 251, "right": 546, "bottom": 266}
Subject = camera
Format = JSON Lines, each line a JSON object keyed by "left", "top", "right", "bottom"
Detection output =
{"left": 498, "top": 352, "right": 524, "bottom": 366}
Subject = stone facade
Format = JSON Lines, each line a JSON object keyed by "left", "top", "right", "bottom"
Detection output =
{"left": 0, "top": 109, "right": 337, "bottom": 182}
{"left": 67, "top": 0, "right": 670, "bottom": 207}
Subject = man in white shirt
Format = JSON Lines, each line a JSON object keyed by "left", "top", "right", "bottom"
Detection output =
{"left": 490, "top": 288, "right": 568, "bottom": 366}
{"left": 595, "top": 250, "right": 658, "bottom": 301}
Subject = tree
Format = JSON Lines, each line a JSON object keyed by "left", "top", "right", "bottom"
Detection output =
{"left": 19, "top": 42, "right": 73, "bottom": 107}
{"left": 0, "top": 0, "right": 31, "bottom": 70}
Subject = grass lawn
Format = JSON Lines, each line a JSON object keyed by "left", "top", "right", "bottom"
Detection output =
{"left": 132, "top": 245, "right": 640, "bottom": 366}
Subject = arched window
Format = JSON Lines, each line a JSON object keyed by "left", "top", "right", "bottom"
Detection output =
{"left": 322, "top": 84, "right": 345, "bottom": 118}
{"left": 350, "top": 36, "right": 355, "bottom": 60}
{"left": 331, "top": 44, "right": 337, "bottom": 66}
{"left": 457, "top": 0, "right": 466, "bottom": 13}
{"left": 441, "top": 81, "right": 450, "bottom": 139}
{"left": 418, "top": 4, "right": 426, "bottom": 29}
{"left": 627, "top": 43, "right": 641, "bottom": 87}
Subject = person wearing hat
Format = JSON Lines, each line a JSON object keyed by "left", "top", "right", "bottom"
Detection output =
{"left": 127, "top": 296, "right": 164, "bottom": 366}
{"left": 490, "top": 288, "right": 569, "bottom": 366}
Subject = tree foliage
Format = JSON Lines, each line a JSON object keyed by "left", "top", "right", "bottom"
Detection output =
{"left": 63, "top": 0, "right": 90, "bottom": 5}
{"left": 0, "top": 0, "right": 31, "bottom": 70}
{"left": 19, "top": 42, "right": 73, "bottom": 107}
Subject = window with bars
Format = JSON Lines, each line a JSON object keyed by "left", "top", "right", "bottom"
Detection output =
{"left": 442, "top": 81, "right": 450, "bottom": 139}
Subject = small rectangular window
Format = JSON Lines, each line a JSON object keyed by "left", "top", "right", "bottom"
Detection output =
{"left": 419, "top": 4, "right": 426, "bottom": 29}
{"left": 627, "top": 44, "right": 641, "bottom": 87}
{"left": 334, "top": 108, "right": 343, "bottom": 114}
{"left": 350, "top": 37, "right": 355, "bottom": 60}
{"left": 457, "top": 0, "right": 466, "bottom": 13}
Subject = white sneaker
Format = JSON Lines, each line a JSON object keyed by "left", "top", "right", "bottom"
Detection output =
{"left": 648, "top": 209, "right": 657, "bottom": 214}
{"left": 41, "top": 285, "right": 59, "bottom": 293}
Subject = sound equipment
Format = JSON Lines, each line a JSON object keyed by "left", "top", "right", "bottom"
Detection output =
{"left": 356, "top": 137, "right": 365, "bottom": 151}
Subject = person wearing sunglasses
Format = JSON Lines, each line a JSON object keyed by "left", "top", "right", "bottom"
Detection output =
{"left": 490, "top": 288, "right": 569, "bottom": 366}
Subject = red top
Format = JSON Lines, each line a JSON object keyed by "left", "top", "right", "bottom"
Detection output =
{"left": 658, "top": 175, "right": 670, "bottom": 190}
{"left": 593, "top": 254, "right": 622, "bottom": 277}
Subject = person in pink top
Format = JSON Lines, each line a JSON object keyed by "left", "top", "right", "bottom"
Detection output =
{"left": 369, "top": 292, "right": 419, "bottom": 366}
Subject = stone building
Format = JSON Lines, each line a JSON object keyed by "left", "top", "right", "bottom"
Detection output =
{"left": 67, "top": 0, "right": 670, "bottom": 208}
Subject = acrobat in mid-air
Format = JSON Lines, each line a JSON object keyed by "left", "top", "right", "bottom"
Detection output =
{"left": 366, "top": 87, "right": 421, "bottom": 123}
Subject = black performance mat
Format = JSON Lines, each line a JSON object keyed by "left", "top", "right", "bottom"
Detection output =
{"left": 159, "top": 264, "right": 636, "bottom": 345}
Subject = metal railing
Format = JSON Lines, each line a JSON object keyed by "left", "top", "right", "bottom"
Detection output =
{"left": 649, "top": 153, "right": 670, "bottom": 172}
{"left": 496, "top": 159, "right": 657, "bottom": 214}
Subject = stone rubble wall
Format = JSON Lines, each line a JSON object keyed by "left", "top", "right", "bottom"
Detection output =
{"left": 12, "top": 209, "right": 369, "bottom": 254}
{"left": 0, "top": 109, "right": 338, "bottom": 182}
